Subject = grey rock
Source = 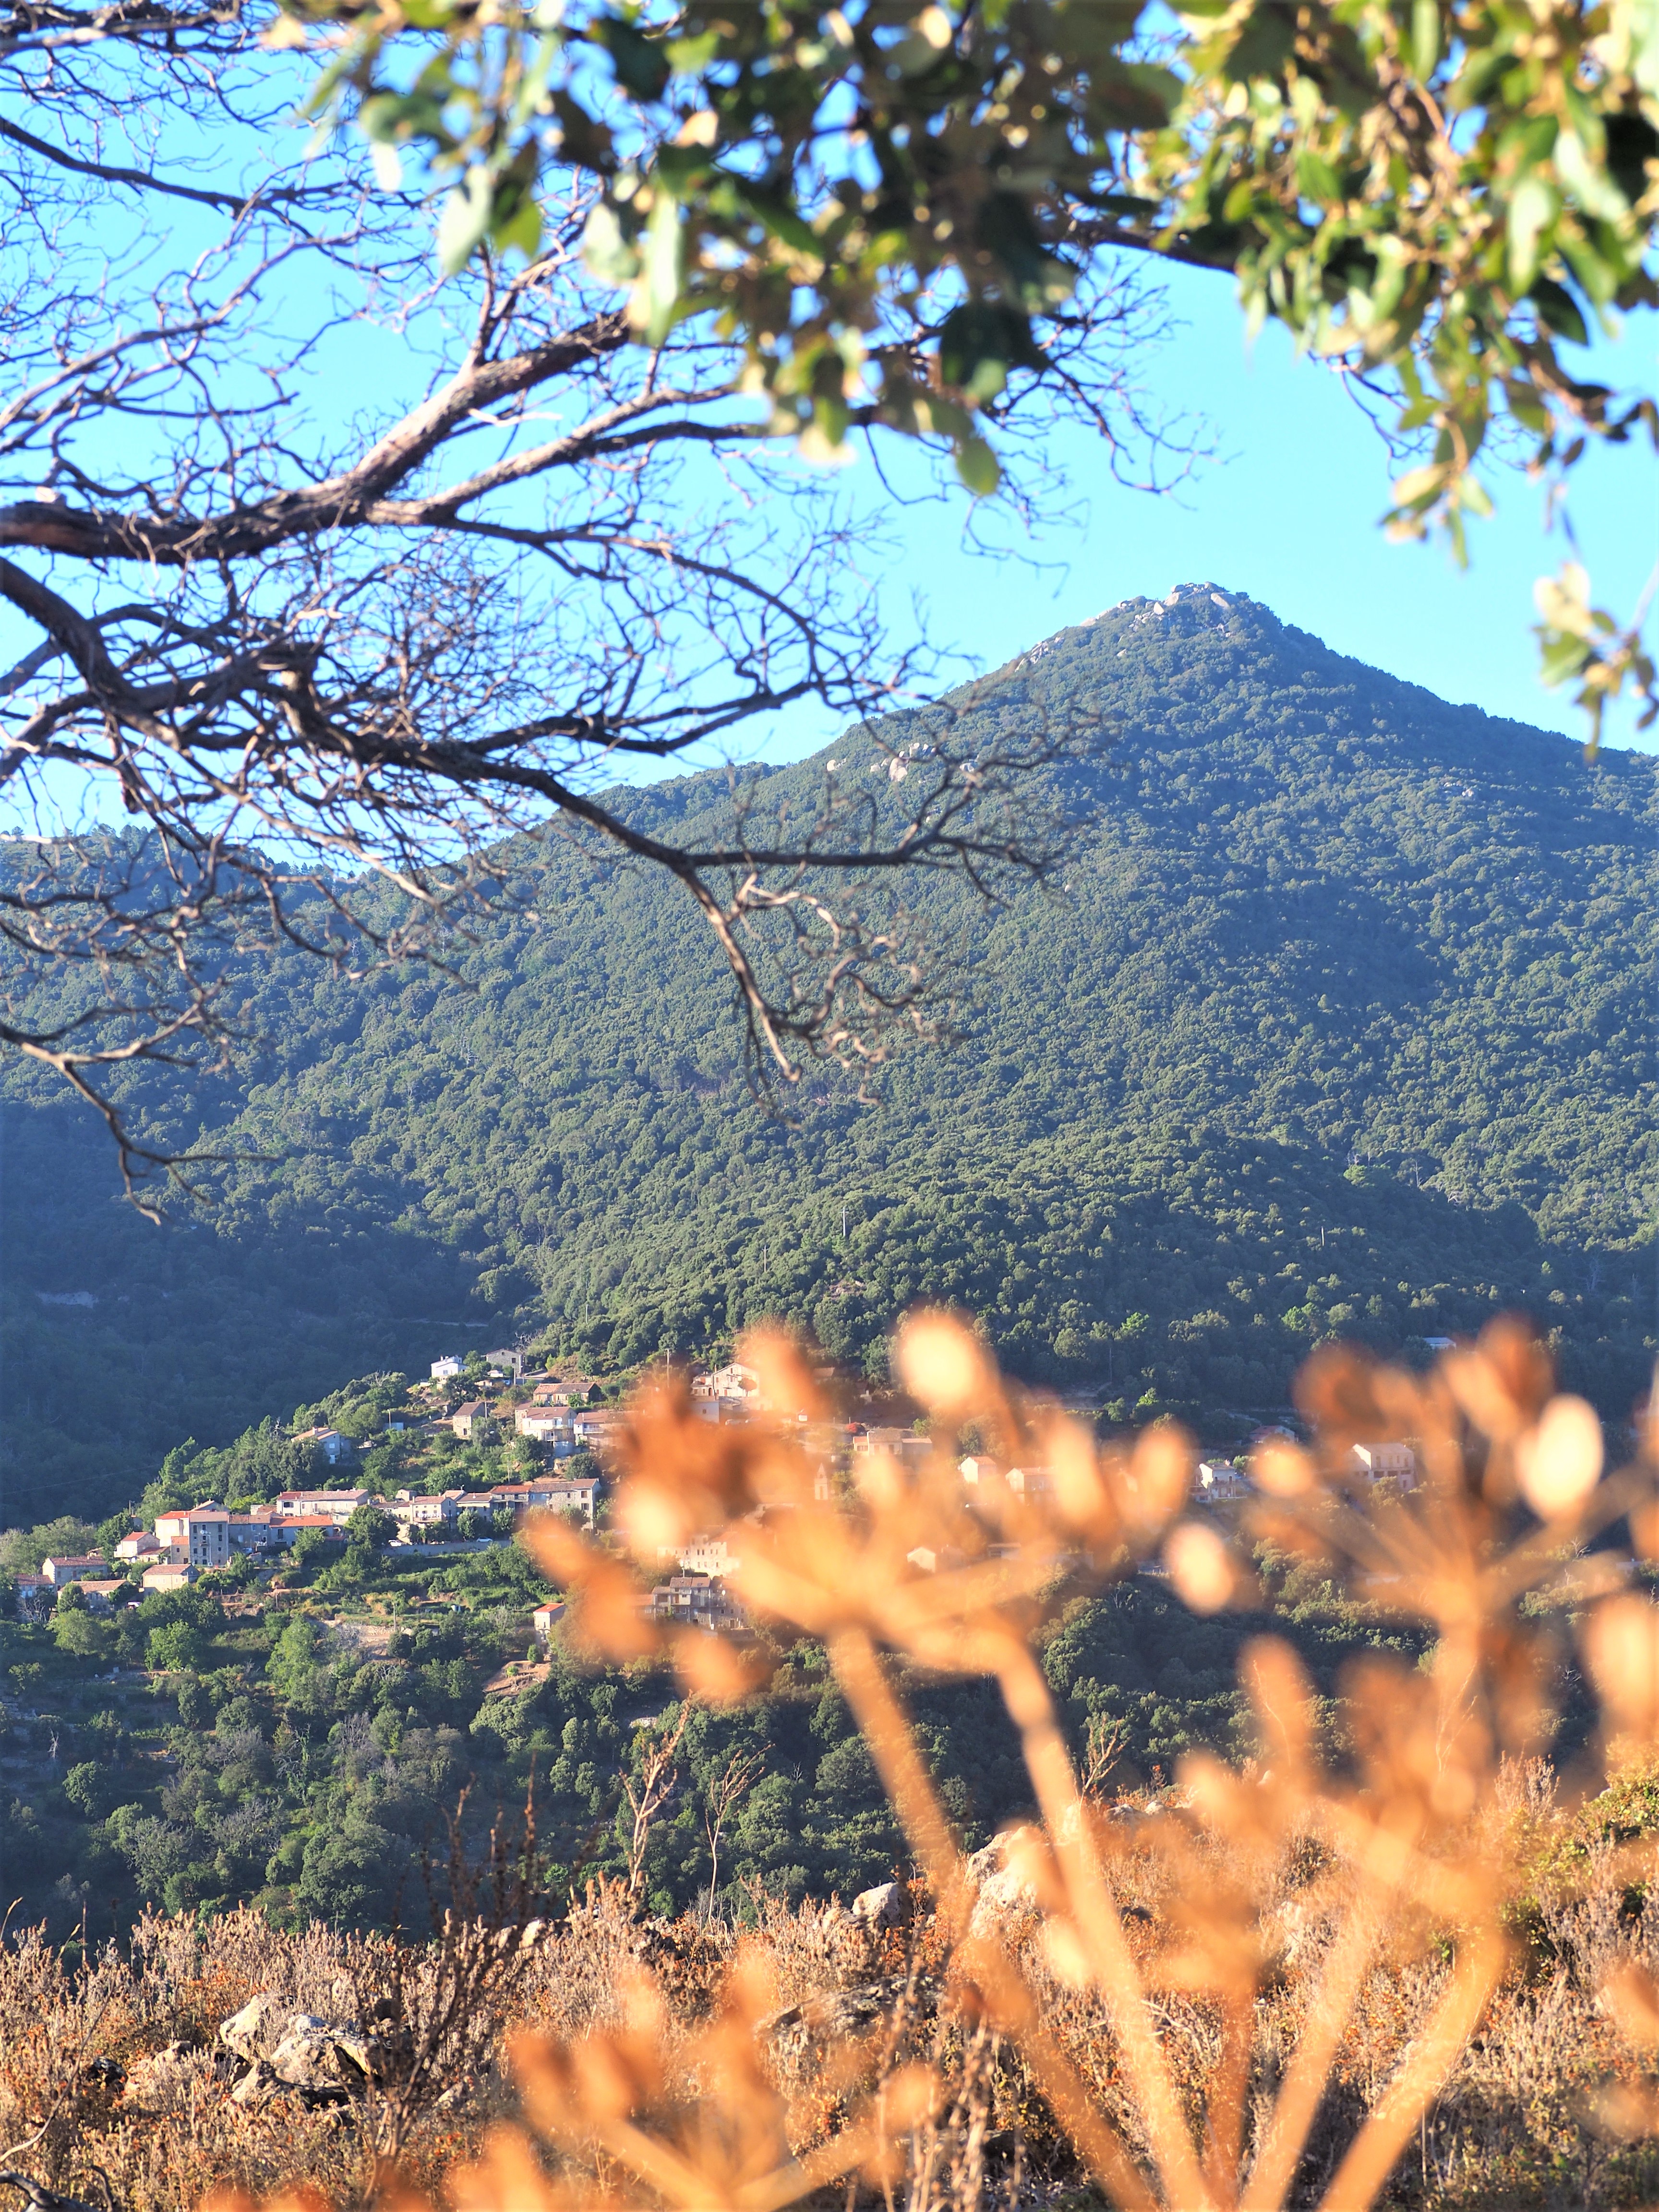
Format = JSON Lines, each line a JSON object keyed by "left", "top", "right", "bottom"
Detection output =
{"left": 968, "top": 1862, "right": 1043, "bottom": 1936}
{"left": 268, "top": 2015, "right": 375, "bottom": 2095}
{"left": 218, "top": 1992, "right": 288, "bottom": 2063}
{"left": 964, "top": 1840, "right": 1003, "bottom": 1886}
{"left": 761, "top": 1977, "right": 939, "bottom": 2069}
{"left": 850, "top": 1881, "right": 912, "bottom": 1928}
{"left": 229, "top": 2060, "right": 292, "bottom": 2108}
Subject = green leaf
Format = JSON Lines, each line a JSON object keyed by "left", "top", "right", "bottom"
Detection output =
{"left": 1222, "top": 9, "right": 1296, "bottom": 82}
{"left": 582, "top": 201, "right": 638, "bottom": 286}
{"left": 1554, "top": 123, "right": 1629, "bottom": 224}
{"left": 549, "top": 91, "right": 616, "bottom": 174}
{"left": 955, "top": 435, "right": 1001, "bottom": 497}
{"left": 1410, "top": 0, "right": 1441, "bottom": 81}
{"left": 593, "top": 16, "right": 671, "bottom": 103}
{"left": 640, "top": 190, "right": 683, "bottom": 346}
{"left": 1506, "top": 176, "right": 1557, "bottom": 294}
{"left": 974, "top": 193, "right": 1074, "bottom": 308}
{"left": 490, "top": 189, "right": 544, "bottom": 264}
{"left": 1614, "top": 0, "right": 1659, "bottom": 101}
{"left": 435, "top": 168, "right": 493, "bottom": 278}
{"left": 938, "top": 301, "right": 1046, "bottom": 402}
{"left": 1295, "top": 150, "right": 1342, "bottom": 206}
{"left": 1529, "top": 276, "right": 1589, "bottom": 347}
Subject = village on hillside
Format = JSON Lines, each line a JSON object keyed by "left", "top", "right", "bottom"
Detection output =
{"left": 14, "top": 1345, "right": 1421, "bottom": 1639}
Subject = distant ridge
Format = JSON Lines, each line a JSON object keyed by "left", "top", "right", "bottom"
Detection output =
{"left": 3, "top": 587, "right": 1654, "bottom": 1519}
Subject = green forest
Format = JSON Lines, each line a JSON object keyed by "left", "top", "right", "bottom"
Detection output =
{"left": 3, "top": 581, "right": 1655, "bottom": 1525}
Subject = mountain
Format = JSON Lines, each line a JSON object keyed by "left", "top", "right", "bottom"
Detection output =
{"left": 3, "top": 581, "right": 1655, "bottom": 1524}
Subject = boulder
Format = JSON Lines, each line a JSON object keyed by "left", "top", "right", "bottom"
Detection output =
{"left": 761, "top": 1977, "right": 940, "bottom": 2071}
{"left": 218, "top": 1992, "right": 289, "bottom": 2063}
{"left": 216, "top": 1996, "right": 392, "bottom": 2106}
{"left": 969, "top": 1862, "right": 1044, "bottom": 1936}
{"left": 268, "top": 2015, "right": 377, "bottom": 2096}
{"left": 229, "top": 2059, "right": 292, "bottom": 2108}
{"left": 963, "top": 1827, "right": 1046, "bottom": 1936}
{"left": 850, "top": 1881, "right": 912, "bottom": 1930}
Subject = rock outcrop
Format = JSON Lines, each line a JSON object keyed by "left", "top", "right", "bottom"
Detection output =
{"left": 212, "top": 1994, "right": 402, "bottom": 2108}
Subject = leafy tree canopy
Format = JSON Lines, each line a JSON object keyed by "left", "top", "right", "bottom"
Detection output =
{"left": 307, "top": 0, "right": 1659, "bottom": 733}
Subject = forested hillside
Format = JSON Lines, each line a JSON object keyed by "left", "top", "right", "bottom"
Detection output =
{"left": 5, "top": 582, "right": 1655, "bottom": 1522}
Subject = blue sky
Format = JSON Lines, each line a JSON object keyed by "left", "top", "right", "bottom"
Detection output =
{"left": 756, "top": 261, "right": 1659, "bottom": 767}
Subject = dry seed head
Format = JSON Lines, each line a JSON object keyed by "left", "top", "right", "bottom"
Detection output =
{"left": 1175, "top": 1745, "right": 1286, "bottom": 1847}
{"left": 1602, "top": 1960, "right": 1659, "bottom": 2052}
{"left": 893, "top": 1309, "right": 993, "bottom": 1420}
{"left": 1515, "top": 1394, "right": 1603, "bottom": 1520}
{"left": 1591, "top": 2079, "right": 1659, "bottom": 2145}
{"left": 1163, "top": 1520, "right": 1237, "bottom": 1614}
{"left": 1046, "top": 1413, "right": 1118, "bottom": 1542}
{"left": 669, "top": 1625, "right": 761, "bottom": 1704}
{"left": 1479, "top": 1312, "right": 1556, "bottom": 1424}
{"left": 523, "top": 1518, "right": 659, "bottom": 1661}
{"left": 615, "top": 1474, "right": 691, "bottom": 1554}
{"left": 1002, "top": 1821, "right": 1065, "bottom": 1910}
{"left": 1442, "top": 1317, "right": 1552, "bottom": 1445}
{"left": 739, "top": 1323, "right": 824, "bottom": 1419}
{"left": 1251, "top": 1436, "right": 1316, "bottom": 1497}
{"left": 1241, "top": 1636, "right": 1317, "bottom": 1772}
{"left": 1121, "top": 1421, "right": 1193, "bottom": 1535}
{"left": 1040, "top": 1915, "right": 1093, "bottom": 1988}
{"left": 881, "top": 2060, "right": 944, "bottom": 2129}
{"left": 852, "top": 1444, "right": 907, "bottom": 1511}
{"left": 1584, "top": 1592, "right": 1659, "bottom": 1749}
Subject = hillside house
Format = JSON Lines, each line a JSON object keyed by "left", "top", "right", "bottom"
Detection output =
{"left": 150, "top": 1503, "right": 258, "bottom": 1571}
{"left": 451, "top": 1401, "right": 493, "bottom": 1442}
{"left": 228, "top": 1512, "right": 285, "bottom": 1553}
{"left": 387, "top": 1490, "right": 459, "bottom": 1527}
{"left": 646, "top": 1575, "right": 745, "bottom": 1632}
{"left": 698, "top": 1362, "right": 758, "bottom": 1402}
{"left": 906, "top": 1544, "right": 966, "bottom": 1575}
{"left": 958, "top": 1456, "right": 1050, "bottom": 1495}
{"left": 484, "top": 1477, "right": 599, "bottom": 1527}
{"left": 292, "top": 1426, "right": 354, "bottom": 1465}
{"left": 679, "top": 1532, "right": 735, "bottom": 1576}
{"left": 179, "top": 1508, "right": 232, "bottom": 1571}
{"left": 531, "top": 1602, "right": 566, "bottom": 1642}
{"left": 41, "top": 1553, "right": 108, "bottom": 1589}
{"left": 1196, "top": 1460, "right": 1248, "bottom": 1501}
{"left": 515, "top": 1404, "right": 575, "bottom": 1444}
{"left": 72, "top": 1579, "right": 129, "bottom": 1612}
{"left": 692, "top": 1395, "right": 747, "bottom": 1425}
{"left": 260, "top": 1515, "right": 348, "bottom": 1550}
{"left": 430, "top": 1356, "right": 464, "bottom": 1380}
{"left": 142, "top": 1562, "right": 198, "bottom": 1592}
{"left": 859, "top": 1427, "right": 929, "bottom": 1469}
{"left": 115, "top": 1530, "right": 162, "bottom": 1563}
{"left": 270, "top": 1488, "right": 369, "bottom": 1521}
{"left": 572, "top": 1409, "right": 619, "bottom": 1451}
{"left": 1005, "top": 1465, "right": 1051, "bottom": 1497}
{"left": 1349, "top": 1442, "right": 1417, "bottom": 1485}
